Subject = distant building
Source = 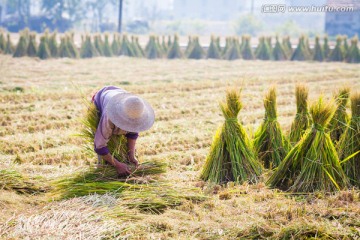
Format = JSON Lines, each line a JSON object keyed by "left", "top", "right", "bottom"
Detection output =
{"left": 173, "top": 0, "right": 246, "bottom": 21}
{"left": 325, "top": 0, "right": 360, "bottom": 36}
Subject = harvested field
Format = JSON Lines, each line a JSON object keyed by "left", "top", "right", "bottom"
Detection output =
{"left": 0, "top": 55, "right": 359, "bottom": 239}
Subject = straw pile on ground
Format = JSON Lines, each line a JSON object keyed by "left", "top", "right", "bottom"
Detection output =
{"left": 267, "top": 97, "right": 349, "bottom": 192}
{"left": 346, "top": 36, "right": 360, "bottom": 63}
{"left": 329, "top": 36, "right": 344, "bottom": 62}
{"left": 272, "top": 36, "right": 287, "bottom": 61}
{"left": 337, "top": 92, "right": 360, "bottom": 187}
{"left": 167, "top": 34, "right": 182, "bottom": 59}
{"left": 289, "top": 85, "right": 311, "bottom": 144}
{"left": 328, "top": 87, "right": 350, "bottom": 143}
{"left": 313, "top": 36, "right": 324, "bottom": 62}
{"left": 200, "top": 89, "right": 262, "bottom": 184}
{"left": 0, "top": 169, "right": 46, "bottom": 194}
{"left": 254, "top": 87, "right": 290, "bottom": 169}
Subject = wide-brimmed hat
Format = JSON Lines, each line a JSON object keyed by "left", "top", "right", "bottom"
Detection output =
{"left": 105, "top": 93, "right": 155, "bottom": 133}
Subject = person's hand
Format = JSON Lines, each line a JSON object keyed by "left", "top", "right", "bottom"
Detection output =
{"left": 115, "top": 162, "right": 131, "bottom": 177}
{"left": 128, "top": 154, "right": 139, "bottom": 167}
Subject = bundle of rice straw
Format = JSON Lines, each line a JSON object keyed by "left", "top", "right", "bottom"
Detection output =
{"left": 289, "top": 85, "right": 311, "bottom": 144}
{"left": 80, "top": 35, "right": 100, "bottom": 58}
{"left": 80, "top": 102, "right": 166, "bottom": 172}
{"left": 187, "top": 36, "right": 205, "bottom": 59}
{"left": 201, "top": 89, "right": 262, "bottom": 184}
{"left": 328, "top": 87, "right": 350, "bottom": 143}
{"left": 5, "top": 34, "right": 14, "bottom": 55}
{"left": 167, "top": 34, "right": 183, "bottom": 59}
{"left": 267, "top": 97, "right": 349, "bottom": 192}
{"left": 323, "top": 35, "right": 331, "bottom": 59}
{"left": 224, "top": 37, "right": 242, "bottom": 60}
{"left": 346, "top": 36, "right": 360, "bottom": 63}
{"left": 255, "top": 36, "right": 272, "bottom": 60}
{"left": 206, "top": 35, "right": 221, "bottom": 59}
{"left": 313, "top": 36, "right": 324, "bottom": 62}
{"left": 337, "top": 92, "right": 360, "bottom": 187}
{"left": 52, "top": 162, "right": 167, "bottom": 200}
{"left": 328, "top": 36, "right": 344, "bottom": 62}
{"left": 254, "top": 87, "right": 290, "bottom": 169}
{"left": 37, "top": 36, "right": 51, "bottom": 60}
{"left": 13, "top": 35, "right": 27, "bottom": 57}
{"left": 26, "top": 34, "right": 37, "bottom": 57}
{"left": 272, "top": 36, "right": 287, "bottom": 61}
{"left": 291, "top": 35, "right": 311, "bottom": 61}
{"left": 0, "top": 169, "right": 45, "bottom": 194}
{"left": 241, "top": 35, "right": 254, "bottom": 60}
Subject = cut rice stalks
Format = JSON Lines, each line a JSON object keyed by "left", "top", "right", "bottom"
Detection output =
{"left": 337, "top": 92, "right": 360, "bottom": 187}
{"left": 267, "top": 97, "right": 349, "bottom": 192}
{"left": 79, "top": 101, "right": 166, "bottom": 173}
{"left": 0, "top": 169, "right": 48, "bottom": 194}
{"left": 254, "top": 87, "right": 290, "bottom": 169}
{"left": 201, "top": 89, "right": 262, "bottom": 184}
{"left": 328, "top": 87, "right": 350, "bottom": 143}
{"left": 289, "top": 84, "right": 311, "bottom": 144}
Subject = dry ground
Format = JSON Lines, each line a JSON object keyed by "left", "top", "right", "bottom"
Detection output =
{"left": 0, "top": 55, "right": 359, "bottom": 239}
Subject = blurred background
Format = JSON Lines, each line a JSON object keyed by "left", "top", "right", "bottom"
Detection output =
{"left": 0, "top": 0, "right": 359, "bottom": 37}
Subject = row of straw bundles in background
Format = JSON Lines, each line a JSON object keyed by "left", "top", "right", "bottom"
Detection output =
{"left": 201, "top": 86, "right": 360, "bottom": 193}
{"left": 1, "top": 28, "right": 359, "bottom": 63}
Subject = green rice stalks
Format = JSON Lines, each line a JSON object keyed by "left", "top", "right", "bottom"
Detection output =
{"left": 313, "top": 36, "right": 324, "bottom": 62}
{"left": 323, "top": 35, "right": 331, "bottom": 59}
{"left": 273, "top": 36, "right": 287, "bottom": 61}
{"left": 329, "top": 36, "right": 344, "bottom": 62}
{"left": 289, "top": 84, "right": 311, "bottom": 144}
{"left": 206, "top": 35, "right": 221, "bottom": 59}
{"left": 291, "top": 35, "right": 311, "bottom": 61}
{"left": 0, "top": 31, "right": 5, "bottom": 52}
{"left": 94, "top": 34, "right": 104, "bottom": 56}
{"left": 338, "top": 92, "right": 360, "bottom": 187}
{"left": 161, "top": 36, "right": 168, "bottom": 53}
{"left": 5, "top": 34, "right": 14, "bottom": 55}
{"left": 48, "top": 32, "right": 58, "bottom": 57}
{"left": 102, "top": 33, "right": 113, "bottom": 57}
{"left": 241, "top": 35, "right": 254, "bottom": 60}
{"left": 224, "top": 37, "right": 241, "bottom": 60}
{"left": 80, "top": 35, "right": 99, "bottom": 58}
{"left": 255, "top": 36, "right": 272, "bottom": 60}
{"left": 130, "top": 36, "right": 143, "bottom": 58}
{"left": 66, "top": 35, "right": 79, "bottom": 58}
{"left": 0, "top": 169, "right": 46, "bottom": 194}
{"left": 328, "top": 87, "right": 350, "bottom": 143}
{"left": 185, "top": 36, "right": 193, "bottom": 56}
{"left": 111, "top": 33, "right": 120, "bottom": 55}
{"left": 201, "top": 89, "right": 262, "bottom": 184}
{"left": 254, "top": 87, "right": 290, "bottom": 169}
{"left": 267, "top": 97, "right": 349, "bottom": 192}
{"left": 282, "top": 36, "right": 292, "bottom": 59}
{"left": 187, "top": 36, "right": 205, "bottom": 59}
{"left": 58, "top": 36, "right": 72, "bottom": 58}
{"left": 146, "top": 35, "right": 163, "bottom": 59}
{"left": 52, "top": 162, "right": 167, "bottom": 200}
{"left": 167, "top": 34, "right": 183, "bottom": 59}
{"left": 13, "top": 35, "right": 28, "bottom": 57}
{"left": 346, "top": 36, "right": 360, "bottom": 63}
{"left": 37, "top": 36, "right": 51, "bottom": 60}
{"left": 119, "top": 34, "right": 135, "bottom": 57}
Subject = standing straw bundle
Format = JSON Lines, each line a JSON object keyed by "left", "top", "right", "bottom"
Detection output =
{"left": 289, "top": 85, "right": 311, "bottom": 144}
{"left": 206, "top": 35, "right": 221, "bottom": 59}
{"left": 241, "top": 35, "right": 254, "bottom": 60}
{"left": 329, "top": 36, "right": 344, "bottom": 62}
{"left": 5, "top": 34, "right": 14, "bottom": 55}
{"left": 338, "top": 92, "right": 360, "bottom": 187}
{"left": 80, "top": 103, "right": 128, "bottom": 162}
{"left": 37, "top": 36, "right": 51, "bottom": 60}
{"left": 200, "top": 89, "right": 262, "bottom": 184}
{"left": 187, "top": 36, "right": 205, "bottom": 59}
{"left": 167, "top": 34, "right": 183, "bottom": 59}
{"left": 272, "top": 36, "right": 287, "bottom": 61}
{"left": 313, "top": 36, "right": 324, "bottom": 62}
{"left": 254, "top": 87, "right": 290, "bottom": 169}
{"left": 13, "top": 35, "right": 28, "bottom": 57}
{"left": 328, "top": 87, "right": 350, "bottom": 143}
{"left": 267, "top": 97, "right": 349, "bottom": 192}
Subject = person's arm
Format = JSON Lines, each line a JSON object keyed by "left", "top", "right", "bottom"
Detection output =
{"left": 94, "top": 115, "right": 131, "bottom": 176}
{"left": 125, "top": 132, "right": 139, "bottom": 166}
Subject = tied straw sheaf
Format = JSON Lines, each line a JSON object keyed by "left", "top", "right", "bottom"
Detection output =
{"left": 201, "top": 89, "right": 262, "bottom": 184}
{"left": 337, "top": 92, "right": 360, "bottom": 187}
{"left": 254, "top": 87, "right": 290, "bottom": 169}
{"left": 267, "top": 97, "right": 349, "bottom": 192}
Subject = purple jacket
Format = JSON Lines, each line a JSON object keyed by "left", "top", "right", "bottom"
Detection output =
{"left": 93, "top": 86, "right": 138, "bottom": 156}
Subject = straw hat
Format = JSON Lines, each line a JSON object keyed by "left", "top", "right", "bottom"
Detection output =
{"left": 105, "top": 93, "right": 155, "bottom": 133}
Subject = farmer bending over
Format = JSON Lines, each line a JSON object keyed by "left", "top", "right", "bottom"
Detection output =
{"left": 92, "top": 86, "right": 155, "bottom": 176}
